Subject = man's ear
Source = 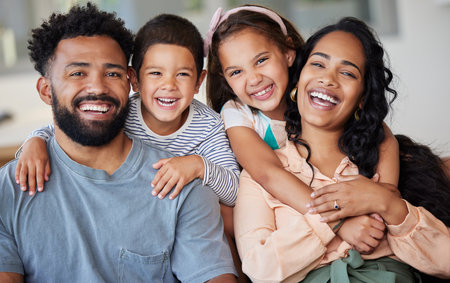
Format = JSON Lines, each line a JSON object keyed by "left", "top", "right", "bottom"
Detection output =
{"left": 36, "top": 77, "right": 52, "bottom": 105}
{"left": 194, "top": 70, "right": 207, "bottom": 94}
{"left": 128, "top": 67, "right": 140, "bottom": 92}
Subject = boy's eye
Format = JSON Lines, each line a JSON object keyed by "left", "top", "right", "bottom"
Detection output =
{"left": 256, "top": 58, "right": 268, "bottom": 65}
{"left": 178, "top": 72, "right": 190, "bottom": 77}
{"left": 149, "top": 72, "right": 161, "bottom": 76}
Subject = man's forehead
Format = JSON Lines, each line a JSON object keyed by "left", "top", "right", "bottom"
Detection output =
{"left": 53, "top": 35, "right": 127, "bottom": 68}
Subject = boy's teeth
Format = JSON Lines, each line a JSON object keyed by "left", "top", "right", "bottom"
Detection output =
{"left": 157, "top": 98, "right": 177, "bottom": 106}
{"left": 310, "top": 91, "right": 338, "bottom": 104}
{"left": 79, "top": 104, "right": 109, "bottom": 113}
{"left": 254, "top": 85, "right": 273, "bottom": 97}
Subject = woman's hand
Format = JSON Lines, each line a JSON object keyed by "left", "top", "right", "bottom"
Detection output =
{"left": 307, "top": 174, "right": 407, "bottom": 225}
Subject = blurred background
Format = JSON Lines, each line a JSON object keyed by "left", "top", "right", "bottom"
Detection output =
{"left": 0, "top": 0, "right": 449, "bottom": 166}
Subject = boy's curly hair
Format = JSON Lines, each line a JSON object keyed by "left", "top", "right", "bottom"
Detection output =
{"left": 28, "top": 2, "right": 134, "bottom": 76}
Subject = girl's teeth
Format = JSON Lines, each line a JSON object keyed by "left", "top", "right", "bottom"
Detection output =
{"left": 254, "top": 85, "right": 273, "bottom": 97}
{"left": 310, "top": 91, "right": 338, "bottom": 104}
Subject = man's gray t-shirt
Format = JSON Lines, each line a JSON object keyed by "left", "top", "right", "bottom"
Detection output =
{"left": 0, "top": 137, "right": 236, "bottom": 282}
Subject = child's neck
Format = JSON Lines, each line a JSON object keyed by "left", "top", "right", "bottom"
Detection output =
{"left": 261, "top": 101, "right": 286, "bottom": 121}
{"left": 298, "top": 126, "right": 347, "bottom": 179}
{"left": 142, "top": 106, "right": 190, "bottom": 136}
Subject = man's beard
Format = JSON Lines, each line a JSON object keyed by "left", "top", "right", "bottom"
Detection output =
{"left": 52, "top": 91, "right": 129, "bottom": 146}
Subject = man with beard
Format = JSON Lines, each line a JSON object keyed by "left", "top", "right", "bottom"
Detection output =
{"left": 0, "top": 3, "right": 236, "bottom": 282}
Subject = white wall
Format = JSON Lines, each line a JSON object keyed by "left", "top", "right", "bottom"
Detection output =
{"left": 381, "top": 0, "right": 450, "bottom": 156}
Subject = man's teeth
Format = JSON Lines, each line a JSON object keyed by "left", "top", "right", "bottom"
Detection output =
{"left": 254, "top": 85, "right": 273, "bottom": 97}
{"left": 310, "top": 91, "right": 338, "bottom": 104}
{"left": 157, "top": 98, "right": 177, "bottom": 106}
{"left": 79, "top": 104, "right": 109, "bottom": 113}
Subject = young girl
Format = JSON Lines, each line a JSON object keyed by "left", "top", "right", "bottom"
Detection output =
{"left": 233, "top": 17, "right": 450, "bottom": 282}
{"left": 15, "top": 14, "right": 240, "bottom": 206}
{"left": 204, "top": 5, "right": 399, "bottom": 217}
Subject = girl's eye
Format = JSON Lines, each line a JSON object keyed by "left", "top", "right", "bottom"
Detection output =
{"left": 149, "top": 72, "right": 161, "bottom": 76}
{"left": 178, "top": 72, "right": 190, "bottom": 77}
{"left": 229, "top": 70, "right": 241, "bottom": 77}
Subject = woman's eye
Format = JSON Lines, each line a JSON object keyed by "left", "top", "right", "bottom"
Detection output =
{"left": 311, "top": 62, "right": 323, "bottom": 68}
{"left": 342, "top": 71, "right": 356, "bottom": 79}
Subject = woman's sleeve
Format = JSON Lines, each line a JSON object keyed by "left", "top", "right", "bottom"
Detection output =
{"left": 233, "top": 170, "right": 336, "bottom": 282}
{"left": 15, "top": 124, "right": 54, "bottom": 158}
{"left": 387, "top": 200, "right": 450, "bottom": 278}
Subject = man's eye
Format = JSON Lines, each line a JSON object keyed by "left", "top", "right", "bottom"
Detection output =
{"left": 107, "top": 72, "right": 121, "bottom": 77}
{"left": 70, "top": 72, "right": 83, "bottom": 76}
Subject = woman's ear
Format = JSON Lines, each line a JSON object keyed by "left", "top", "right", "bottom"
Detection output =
{"left": 36, "top": 77, "right": 52, "bottom": 105}
{"left": 194, "top": 70, "right": 207, "bottom": 94}
{"left": 128, "top": 67, "right": 140, "bottom": 92}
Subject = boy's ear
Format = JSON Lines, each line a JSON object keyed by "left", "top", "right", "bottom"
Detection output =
{"left": 194, "top": 70, "right": 207, "bottom": 94}
{"left": 128, "top": 67, "right": 140, "bottom": 92}
{"left": 36, "top": 77, "right": 52, "bottom": 105}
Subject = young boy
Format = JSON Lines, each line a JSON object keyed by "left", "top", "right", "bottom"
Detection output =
{"left": 15, "top": 14, "right": 239, "bottom": 206}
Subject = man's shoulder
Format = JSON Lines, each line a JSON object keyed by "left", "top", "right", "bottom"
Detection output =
{"left": 134, "top": 136, "right": 176, "bottom": 159}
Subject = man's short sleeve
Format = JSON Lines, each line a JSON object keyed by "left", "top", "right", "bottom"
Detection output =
{"left": 0, "top": 165, "right": 24, "bottom": 274}
{"left": 171, "top": 183, "right": 236, "bottom": 282}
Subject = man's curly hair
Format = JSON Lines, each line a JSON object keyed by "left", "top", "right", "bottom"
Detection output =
{"left": 28, "top": 2, "right": 134, "bottom": 76}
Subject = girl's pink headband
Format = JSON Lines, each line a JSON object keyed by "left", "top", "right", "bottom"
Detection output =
{"left": 203, "top": 6, "right": 288, "bottom": 56}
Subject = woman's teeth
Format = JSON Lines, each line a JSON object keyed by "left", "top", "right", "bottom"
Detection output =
{"left": 310, "top": 91, "right": 338, "bottom": 104}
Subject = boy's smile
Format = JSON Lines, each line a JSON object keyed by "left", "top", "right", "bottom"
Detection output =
{"left": 130, "top": 43, "right": 205, "bottom": 135}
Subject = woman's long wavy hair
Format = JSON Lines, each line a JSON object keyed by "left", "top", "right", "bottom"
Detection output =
{"left": 206, "top": 5, "right": 304, "bottom": 113}
{"left": 285, "top": 17, "right": 397, "bottom": 178}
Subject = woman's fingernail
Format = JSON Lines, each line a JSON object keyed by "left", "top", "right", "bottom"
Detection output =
{"left": 38, "top": 187, "right": 43, "bottom": 192}
{"left": 151, "top": 190, "right": 157, "bottom": 196}
{"left": 310, "top": 192, "right": 316, "bottom": 197}
{"left": 306, "top": 203, "right": 311, "bottom": 208}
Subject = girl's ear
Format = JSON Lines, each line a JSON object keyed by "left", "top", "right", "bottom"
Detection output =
{"left": 36, "top": 77, "right": 52, "bottom": 105}
{"left": 286, "top": 48, "right": 296, "bottom": 67}
{"left": 128, "top": 67, "right": 140, "bottom": 92}
{"left": 194, "top": 70, "right": 207, "bottom": 94}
